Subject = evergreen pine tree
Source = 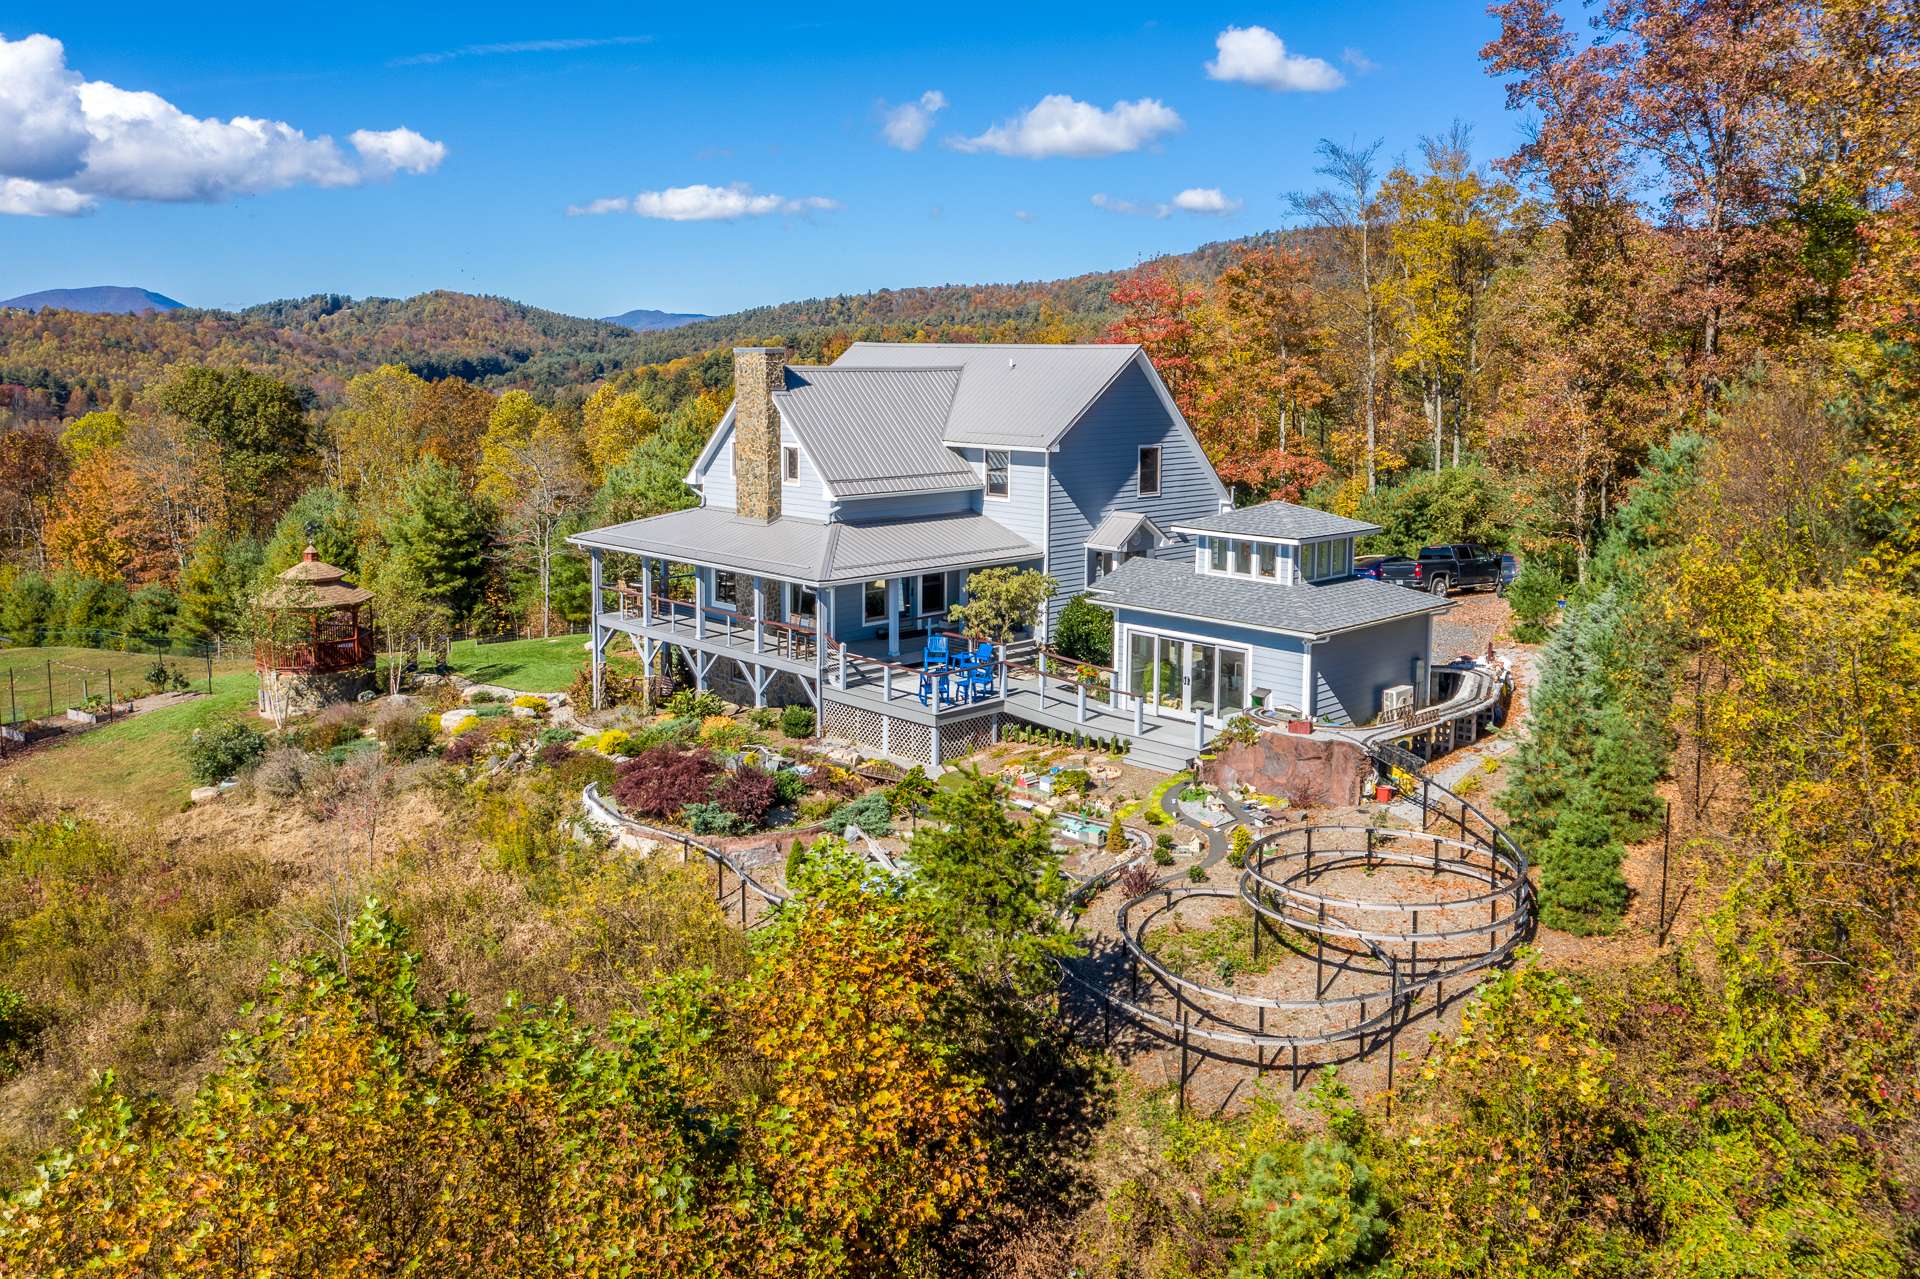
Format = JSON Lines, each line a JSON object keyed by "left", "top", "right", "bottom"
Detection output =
{"left": 1535, "top": 782, "right": 1629, "bottom": 935}
{"left": 382, "top": 457, "right": 493, "bottom": 622}
{"left": 1233, "top": 1138, "right": 1389, "bottom": 1279}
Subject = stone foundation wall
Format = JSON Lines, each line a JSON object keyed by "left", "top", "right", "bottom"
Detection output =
{"left": 258, "top": 666, "right": 374, "bottom": 718}
{"left": 1201, "top": 731, "right": 1373, "bottom": 807}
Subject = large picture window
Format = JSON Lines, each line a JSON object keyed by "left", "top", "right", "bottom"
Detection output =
{"left": 863, "top": 579, "right": 888, "bottom": 623}
{"left": 985, "top": 450, "right": 1010, "bottom": 499}
{"left": 1138, "top": 446, "right": 1162, "bottom": 497}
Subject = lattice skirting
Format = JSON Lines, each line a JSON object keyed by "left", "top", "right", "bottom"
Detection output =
{"left": 939, "top": 711, "right": 998, "bottom": 763}
{"left": 821, "top": 701, "right": 997, "bottom": 766}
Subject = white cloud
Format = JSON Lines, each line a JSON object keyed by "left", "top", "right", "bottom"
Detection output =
{"left": 1092, "top": 187, "right": 1242, "bottom": 219}
{"left": 351, "top": 127, "right": 448, "bottom": 177}
{"left": 0, "top": 175, "right": 90, "bottom": 216}
{"left": 0, "top": 34, "right": 89, "bottom": 181}
{"left": 1172, "top": 186, "right": 1242, "bottom": 214}
{"left": 1205, "top": 26, "right": 1345, "bottom": 92}
{"left": 1012, "top": 209, "right": 1035, "bottom": 222}
{"left": 951, "top": 94, "right": 1182, "bottom": 158}
{"left": 1342, "top": 47, "right": 1379, "bottom": 75}
{"left": 0, "top": 33, "right": 446, "bottom": 216}
{"left": 1091, "top": 192, "right": 1167, "bottom": 219}
{"left": 569, "top": 181, "right": 840, "bottom": 221}
{"left": 880, "top": 89, "right": 946, "bottom": 151}
{"left": 391, "top": 35, "right": 653, "bottom": 68}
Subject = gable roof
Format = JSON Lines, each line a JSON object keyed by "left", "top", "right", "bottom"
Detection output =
{"left": 773, "top": 365, "right": 978, "bottom": 498}
{"left": 1171, "top": 501, "right": 1379, "bottom": 542}
{"left": 833, "top": 341, "right": 1142, "bottom": 450}
{"left": 568, "top": 507, "right": 1040, "bottom": 588}
{"left": 1086, "top": 555, "right": 1447, "bottom": 638}
{"left": 1085, "top": 510, "right": 1164, "bottom": 553}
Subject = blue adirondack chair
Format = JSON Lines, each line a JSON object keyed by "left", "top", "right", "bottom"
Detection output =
{"left": 923, "top": 634, "right": 950, "bottom": 670}
{"left": 964, "top": 642, "right": 998, "bottom": 699}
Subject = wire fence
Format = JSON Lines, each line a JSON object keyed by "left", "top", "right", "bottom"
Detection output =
{"left": 1, "top": 631, "right": 221, "bottom": 726}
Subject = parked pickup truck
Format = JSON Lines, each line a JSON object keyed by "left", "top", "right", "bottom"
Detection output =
{"left": 1366, "top": 544, "right": 1504, "bottom": 597}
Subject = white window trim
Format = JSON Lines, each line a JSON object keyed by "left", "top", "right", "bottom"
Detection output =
{"left": 983, "top": 449, "right": 1011, "bottom": 501}
{"left": 917, "top": 572, "right": 948, "bottom": 618}
{"left": 1117, "top": 620, "right": 1255, "bottom": 719}
{"left": 1138, "top": 445, "right": 1162, "bottom": 498}
{"left": 710, "top": 569, "right": 740, "bottom": 612}
{"left": 783, "top": 445, "right": 800, "bottom": 482}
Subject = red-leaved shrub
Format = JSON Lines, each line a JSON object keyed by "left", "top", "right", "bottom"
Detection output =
{"left": 612, "top": 747, "right": 719, "bottom": 819}
{"left": 713, "top": 765, "right": 778, "bottom": 827}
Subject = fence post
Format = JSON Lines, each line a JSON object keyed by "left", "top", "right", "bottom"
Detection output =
{"left": 47, "top": 661, "right": 53, "bottom": 718}
{"left": 8, "top": 669, "right": 14, "bottom": 725}
{"left": 1076, "top": 682, "right": 1087, "bottom": 724}
{"left": 206, "top": 652, "right": 213, "bottom": 696}
{"left": 106, "top": 670, "right": 113, "bottom": 721}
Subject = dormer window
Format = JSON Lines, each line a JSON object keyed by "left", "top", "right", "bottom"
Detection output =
{"left": 985, "top": 450, "right": 1010, "bottom": 499}
{"left": 1258, "top": 543, "right": 1276, "bottom": 578}
{"left": 1233, "top": 540, "right": 1252, "bottom": 575}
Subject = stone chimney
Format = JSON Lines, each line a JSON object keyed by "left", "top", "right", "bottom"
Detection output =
{"left": 732, "top": 346, "right": 785, "bottom": 522}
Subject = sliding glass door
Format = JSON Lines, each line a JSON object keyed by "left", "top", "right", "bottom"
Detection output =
{"left": 1123, "top": 628, "right": 1252, "bottom": 722}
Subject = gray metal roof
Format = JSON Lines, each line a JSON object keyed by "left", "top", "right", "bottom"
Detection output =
{"left": 569, "top": 506, "right": 1040, "bottom": 588}
{"left": 774, "top": 366, "right": 979, "bottom": 497}
{"left": 1085, "top": 510, "right": 1163, "bottom": 552}
{"left": 1170, "top": 501, "right": 1379, "bottom": 542}
{"left": 832, "top": 341, "right": 1142, "bottom": 450}
{"left": 1085, "top": 555, "right": 1448, "bottom": 638}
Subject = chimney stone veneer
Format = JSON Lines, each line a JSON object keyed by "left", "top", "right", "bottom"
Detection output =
{"left": 732, "top": 346, "right": 785, "bottom": 523}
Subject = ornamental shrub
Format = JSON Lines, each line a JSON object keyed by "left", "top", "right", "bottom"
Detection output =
{"left": 512, "top": 694, "right": 548, "bottom": 711}
{"left": 185, "top": 721, "right": 267, "bottom": 785}
{"left": 714, "top": 765, "right": 779, "bottom": 828}
{"left": 780, "top": 704, "right": 816, "bottom": 739}
{"left": 1053, "top": 593, "right": 1113, "bottom": 665}
{"left": 1231, "top": 1139, "right": 1388, "bottom": 1279}
{"left": 827, "top": 790, "right": 891, "bottom": 837}
{"left": 613, "top": 747, "right": 720, "bottom": 820}
{"left": 682, "top": 801, "right": 744, "bottom": 836}
{"left": 373, "top": 703, "right": 436, "bottom": 762}
{"left": 666, "top": 689, "right": 725, "bottom": 718}
{"left": 1228, "top": 826, "right": 1252, "bottom": 868}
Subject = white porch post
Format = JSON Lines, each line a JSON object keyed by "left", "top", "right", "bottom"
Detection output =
{"left": 640, "top": 558, "right": 654, "bottom": 627}
{"left": 694, "top": 569, "right": 707, "bottom": 640}
{"left": 886, "top": 577, "right": 901, "bottom": 658}
{"left": 589, "top": 549, "right": 604, "bottom": 711}
{"left": 1301, "top": 640, "right": 1316, "bottom": 720}
{"left": 752, "top": 576, "right": 765, "bottom": 654}
{"left": 1194, "top": 706, "right": 1205, "bottom": 751}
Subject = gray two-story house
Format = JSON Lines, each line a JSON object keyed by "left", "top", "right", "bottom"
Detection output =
{"left": 570, "top": 343, "right": 1447, "bottom": 769}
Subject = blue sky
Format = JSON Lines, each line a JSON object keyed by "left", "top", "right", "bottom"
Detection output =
{"left": 0, "top": 2, "right": 1520, "bottom": 318}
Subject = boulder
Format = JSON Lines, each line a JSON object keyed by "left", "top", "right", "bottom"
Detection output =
{"left": 189, "top": 785, "right": 220, "bottom": 804}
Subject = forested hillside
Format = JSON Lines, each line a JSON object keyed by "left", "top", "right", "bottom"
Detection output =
{"left": 3, "top": 0, "right": 1920, "bottom": 1274}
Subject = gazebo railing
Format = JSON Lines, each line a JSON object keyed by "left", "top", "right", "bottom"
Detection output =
{"left": 256, "top": 629, "right": 373, "bottom": 672}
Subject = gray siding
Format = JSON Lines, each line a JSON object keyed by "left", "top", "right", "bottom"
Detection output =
{"left": 700, "top": 419, "right": 735, "bottom": 509}
{"left": 1312, "top": 615, "right": 1431, "bottom": 725}
{"left": 1045, "top": 360, "right": 1227, "bottom": 631}
{"left": 778, "top": 416, "right": 832, "bottom": 522}
{"left": 957, "top": 446, "right": 1048, "bottom": 547}
{"left": 1109, "top": 607, "right": 1306, "bottom": 716}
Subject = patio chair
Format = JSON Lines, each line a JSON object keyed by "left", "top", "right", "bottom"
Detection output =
{"left": 923, "top": 635, "right": 950, "bottom": 670}
{"left": 964, "top": 642, "right": 998, "bottom": 699}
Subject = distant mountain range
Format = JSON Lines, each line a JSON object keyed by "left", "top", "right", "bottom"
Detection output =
{"left": 0, "top": 228, "right": 1298, "bottom": 406}
{"left": 0, "top": 286, "right": 184, "bottom": 315}
{"left": 600, "top": 307, "right": 711, "bottom": 332}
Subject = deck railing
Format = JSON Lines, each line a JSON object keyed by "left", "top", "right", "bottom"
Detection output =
{"left": 255, "top": 629, "right": 372, "bottom": 672}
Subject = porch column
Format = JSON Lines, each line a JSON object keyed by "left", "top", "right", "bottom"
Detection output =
{"left": 640, "top": 558, "right": 654, "bottom": 627}
{"left": 589, "top": 549, "right": 604, "bottom": 711}
{"left": 752, "top": 576, "right": 765, "bottom": 654}
{"left": 1301, "top": 640, "right": 1317, "bottom": 720}
{"left": 694, "top": 569, "right": 707, "bottom": 640}
{"left": 886, "top": 577, "right": 902, "bottom": 658}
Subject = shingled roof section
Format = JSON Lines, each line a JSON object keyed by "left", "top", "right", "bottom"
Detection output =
{"left": 1086, "top": 555, "right": 1449, "bottom": 638}
{"left": 1170, "top": 501, "right": 1380, "bottom": 542}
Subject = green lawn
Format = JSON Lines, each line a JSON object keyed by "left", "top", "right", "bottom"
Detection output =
{"left": 0, "top": 644, "right": 232, "bottom": 722}
{"left": 5, "top": 669, "right": 260, "bottom": 819}
{"left": 444, "top": 634, "right": 595, "bottom": 693}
